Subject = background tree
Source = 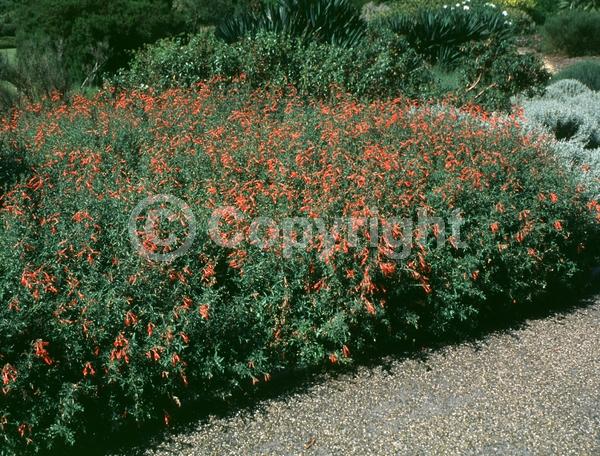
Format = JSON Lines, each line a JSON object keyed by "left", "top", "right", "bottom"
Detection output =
{"left": 173, "top": 0, "right": 268, "bottom": 29}
{"left": 14, "top": 0, "right": 186, "bottom": 89}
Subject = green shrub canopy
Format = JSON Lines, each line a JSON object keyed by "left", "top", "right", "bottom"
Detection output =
{"left": 553, "top": 60, "right": 600, "bottom": 91}
{"left": 543, "top": 10, "right": 600, "bottom": 57}
{"left": 0, "top": 83, "right": 598, "bottom": 452}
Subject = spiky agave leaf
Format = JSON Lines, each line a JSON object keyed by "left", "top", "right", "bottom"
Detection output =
{"left": 383, "top": 5, "right": 513, "bottom": 67}
{"left": 559, "top": 0, "right": 600, "bottom": 11}
{"left": 215, "top": 0, "right": 366, "bottom": 48}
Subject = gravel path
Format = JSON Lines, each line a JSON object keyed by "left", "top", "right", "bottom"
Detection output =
{"left": 143, "top": 301, "right": 600, "bottom": 456}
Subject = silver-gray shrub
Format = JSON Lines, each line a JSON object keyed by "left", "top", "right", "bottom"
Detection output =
{"left": 517, "top": 79, "right": 600, "bottom": 194}
{"left": 544, "top": 79, "right": 591, "bottom": 99}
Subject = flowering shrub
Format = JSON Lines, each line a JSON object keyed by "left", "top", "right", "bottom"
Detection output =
{"left": 0, "top": 84, "right": 598, "bottom": 453}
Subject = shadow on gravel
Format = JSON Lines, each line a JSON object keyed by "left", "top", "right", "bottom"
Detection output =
{"left": 57, "top": 279, "right": 600, "bottom": 456}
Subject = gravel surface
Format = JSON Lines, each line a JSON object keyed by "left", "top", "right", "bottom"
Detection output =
{"left": 142, "top": 301, "right": 600, "bottom": 456}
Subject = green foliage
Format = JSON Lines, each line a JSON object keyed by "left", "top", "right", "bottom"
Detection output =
{"left": 296, "top": 29, "right": 433, "bottom": 98}
{"left": 114, "top": 30, "right": 433, "bottom": 100}
{"left": 173, "top": 0, "right": 267, "bottom": 28}
{"left": 0, "top": 0, "right": 17, "bottom": 36}
{"left": 215, "top": 0, "right": 366, "bottom": 48}
{"left": 380, "top": 2, "right": 515, "bottom": 67}
{"left": 0, "top": 36, "right": 71, "bottom": 100}
{"left": 543, "top": 10, "right": 600, "bottom": 56}
{"left": 503, "top": 6, "right": 536, "bottom": 33}
{"left": 498, "top": 0, "right": 537, "bottom": 10}
{"left": 553, "top": 60, "right": 600, "bottom": 91}
{"left": 385, "top": 0, "right": 549, "bottom": 25}
{"left": 0, "top": 52, "right": 18, "bottom": 109}
{"left": 14, "top": 0, "right": 186, "bottom": 86}
{"left": 1, "top": 84, "right": 598, "bottom": 453}
{"left": 559, "top": 0, "right": 600, "bottom": 11}
{"left": 116, "top": 31, "right": 221, "bottom": 89}
{"left": 116, "top": 24, "right": 547, "bottom": 111}
{"left": 385, "top": 0, "right": 448, "bottom": 15}
{"left": 455, "top": 39, "right": 549, "bottom": 111}
{"left": 0, "top": 35, "right": 14, "bottom": 49}
{"left": 525, "top": 0, "right": 559, "bottom": 23}
{"left": 0, "top": 141, "right": 26, "bottom": 192}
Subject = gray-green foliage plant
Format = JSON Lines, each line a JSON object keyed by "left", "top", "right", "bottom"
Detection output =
{"left": 517, "top": 79, "right": 600, "bottom": 194}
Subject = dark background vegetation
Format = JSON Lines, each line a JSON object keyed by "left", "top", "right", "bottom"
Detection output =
{"left": 0, "top": 0, "right": 598, "bottom": 107}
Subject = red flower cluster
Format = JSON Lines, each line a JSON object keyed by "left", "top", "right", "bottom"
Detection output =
{"left": 0, "top": 83, "right": 597, "bottom": 452}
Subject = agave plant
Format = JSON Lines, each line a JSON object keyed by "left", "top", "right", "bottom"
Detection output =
{"left": 216, "top": 0, "right": 366, "bottom": 48}
{"left": 384, "top": 4, "right": 514, "bottom": 67}
{"left": 559, "top": 0, "right": 600, "bottom": 10}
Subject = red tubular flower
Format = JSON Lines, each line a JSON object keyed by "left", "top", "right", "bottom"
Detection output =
{"left": 342, "top": 345, "right": 351, "bottom": 358}
{"left": 110, "top": 333, "right": 130, "bottom": 364}
{"left": 199, "top": 304, "right": 210, "bottom": 320}
{"left": 124, "top": 311, "right": 138, "bottom": 327}
{"left": 146, "top": 348, "right": 161, "bottom": 362}
{"left": 379, "top": 262, "right": 396, "bottom": 277}
{"left": 33, "top": 340, "right": 53, "bottom": 366}
{"left": 82, "top": 362, "right": 95, "bottom": 377}
{"left": 182, "top": 297, "right": 193, "bottom": 310}
{"left": 72, "top": 211, "right": 92, "bottom": 223}
{"left": 2, "top": 364, "right": 17, "bottom": 387}
{"left": 421, "top": 282, "right": 432, "bottom": 295}
{"left": 18, "top": 423, "right": 29, "bottom": 438}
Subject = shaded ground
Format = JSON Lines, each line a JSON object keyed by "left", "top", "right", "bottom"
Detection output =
{"left": 129, "top": 299, "right": 600, "bottom": 456}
